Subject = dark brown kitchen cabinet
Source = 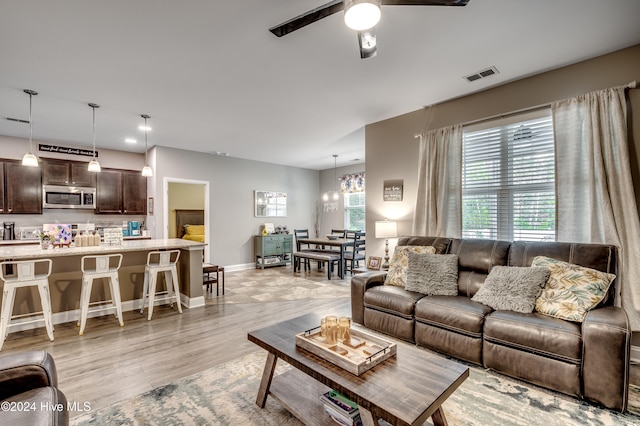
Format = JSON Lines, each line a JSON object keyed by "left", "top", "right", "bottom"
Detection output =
{"left": 4, "top": 160, "right": 42, "bottom": 214}
{"left": 96, "top": 169, "right": 123, "bottom": 213}
{"left": 96, "top": 169, "right": 146, "bottom": 215}
{"left": 122, "top": 171, "right": 147, "bottom": 215}
{"left": 43, "top": 160, "right": 96, "bottom": 187}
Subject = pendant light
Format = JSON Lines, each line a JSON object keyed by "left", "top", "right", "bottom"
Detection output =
{"left": 322, "top": 154, "right": 340, "bottom": 202}
{"left": 87, "top": 103, "right": 101, "bottom": 172}
{"left": 21, "top": 89, "right": 39, "bottom": 167}
{"left": 140, "top": 114, "right": 153, "bottom": 177}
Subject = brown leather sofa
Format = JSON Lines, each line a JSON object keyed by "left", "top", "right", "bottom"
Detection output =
{"left": 0, "top": 351, "right": 68, "bottom": 425}
{"left": 351, "top": 236, "right": 631, "bottom": 412}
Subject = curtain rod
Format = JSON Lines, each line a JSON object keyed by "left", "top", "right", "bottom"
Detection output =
{"left": 414, "top": 80, "right": 638, "bottom": 139}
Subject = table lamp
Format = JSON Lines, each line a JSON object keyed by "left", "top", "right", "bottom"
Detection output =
{"left": 375, "top": 220, "right": 397, "bottom": 269}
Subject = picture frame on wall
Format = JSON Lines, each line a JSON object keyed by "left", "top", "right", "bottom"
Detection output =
{"left": 383, "top": 180, "right": 403, "bottom": 201}
{"left": 367, "top": 256, "right": 382, "bottom": 270}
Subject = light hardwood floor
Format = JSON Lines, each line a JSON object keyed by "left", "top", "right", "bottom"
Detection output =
{"left": 0, "top": 266, "right": 351, "bottom": 416}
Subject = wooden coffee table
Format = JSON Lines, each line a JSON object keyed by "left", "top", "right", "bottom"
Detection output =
{"left": 248, "top": 313, "right": 469, "bottom": 426}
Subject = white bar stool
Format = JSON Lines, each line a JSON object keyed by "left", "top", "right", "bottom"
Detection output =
{"left": 0, "top": 259, "right": 54, "bottom": 351}
{"left": 78, "top": 254, "right": 124, "bottom": 335}
{"left": 140, "top": 250, "right": 182, "bottom": 320}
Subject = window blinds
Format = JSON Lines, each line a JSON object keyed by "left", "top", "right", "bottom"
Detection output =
{"left": 462, "top": 110, "right": 555, "bottom": 241}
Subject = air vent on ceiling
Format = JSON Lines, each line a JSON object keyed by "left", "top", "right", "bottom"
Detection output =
{"left": 463, "top": 66, "right": 499, "bottom": 83}
{"left": 5, "top": 117, "right": 30, "bottom": 124}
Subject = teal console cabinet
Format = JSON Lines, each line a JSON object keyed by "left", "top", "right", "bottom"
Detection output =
{"left": 255, "top": 234, "right": 293, "bottom": 269}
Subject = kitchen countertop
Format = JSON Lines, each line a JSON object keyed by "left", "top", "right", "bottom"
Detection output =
{"left": 0, "top": 238, "right": 205, "bottom": 260}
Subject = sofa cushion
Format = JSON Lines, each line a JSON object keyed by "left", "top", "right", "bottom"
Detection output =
{"left": 532, "top": 256, "right": 616, "bottom": 322}
{"left": 471, "top": 266, "right": 549, "bottom": 313}
{"left": 384, "top": 245, "right": 436, "bottom": 288}
{"left": 508, "top": 240, "right": 617, "bottom": 306}
{"left": 484, "top": 310, "right": 583, "bottom": 364}
{"left": 415, "top": 295, "right": 493, "bottom": 337}
{"left": 363, "top": 285, "right": 425, "bottom": 318}
{"left": 405, "top": 253, "right": 458, "bottom": 296}
{"left": 449, "top": 239, "right": 511, "bottom": 297}
{"left": 396, "top": 236, "right": 451, "bottom": 254}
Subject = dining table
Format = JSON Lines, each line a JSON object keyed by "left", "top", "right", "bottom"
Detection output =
{"left": 296, "top": 237, "right": 352, "bottom": 279}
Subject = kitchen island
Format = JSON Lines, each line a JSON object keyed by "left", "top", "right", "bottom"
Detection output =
{"left": 0, "top": 238, "right": 206, "bottom": 330}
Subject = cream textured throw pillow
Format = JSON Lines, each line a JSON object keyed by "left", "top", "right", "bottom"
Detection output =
{"left": 384, "top": 245, "right": 436, "bottom": 288}
{"left": 532, "top": 256, "right": 616, "bottom": 322}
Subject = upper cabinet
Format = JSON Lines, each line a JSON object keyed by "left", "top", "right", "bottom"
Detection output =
{"left": 4, "top": 160, "right": 42, "bottom": 214}
{"left": 122, "top": 171, "right": 147, "bottom": 215}
{"left": 43, "top": 160, "right": 96, "bottom": 187}
{"left": 96, "top": 169, "right": 147, "bottom": 215}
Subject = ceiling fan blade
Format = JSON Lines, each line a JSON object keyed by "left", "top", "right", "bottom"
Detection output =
{"left": 381, "top": 0, "right": 469, "bottom": 5}
{"left": 269, "top": 0, "right": 345, "bottom": 37}
{"left": 357, "top": 29, "right": 377, "bottom": 59}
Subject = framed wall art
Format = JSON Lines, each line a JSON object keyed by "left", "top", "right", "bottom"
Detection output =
{"left": 383, "top": 180, "right": 403, "bottom": 201}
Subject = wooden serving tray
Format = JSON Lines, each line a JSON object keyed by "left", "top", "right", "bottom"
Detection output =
{"left": 295, "top": 326, "right": 397, "bottom": 376}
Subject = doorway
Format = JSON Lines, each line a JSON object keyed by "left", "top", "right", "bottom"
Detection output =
{"left": 163, "top": 177, "right": 210, "bottom": 262}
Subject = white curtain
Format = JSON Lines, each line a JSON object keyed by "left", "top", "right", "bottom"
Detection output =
{"left": 412, "top": 124, "right": 462, "bottom": 237}
{"left": 553, "top": 84, "right": 640, "bottom": 330}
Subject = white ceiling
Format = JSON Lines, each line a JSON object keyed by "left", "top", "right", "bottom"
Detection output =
{"left": 1, "top": 0, "right": 639, "bottom": 170}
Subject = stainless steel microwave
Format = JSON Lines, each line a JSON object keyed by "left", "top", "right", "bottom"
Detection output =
{"left": 42, "top": 185, "right": 96, "bottom": 209}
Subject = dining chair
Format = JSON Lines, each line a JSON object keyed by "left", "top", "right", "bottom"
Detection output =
{"left": 294, "top": 229, "right": 313, "bottom": 270}
{"left": 344, "top": 231, "right": 366, "bottom": 273}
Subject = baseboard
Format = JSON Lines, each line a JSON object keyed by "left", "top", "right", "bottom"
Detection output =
{"left": 6, "top": 296, "right": 204, "bottom": 333}
{"left": 223, "top": 262, "right": 256, "bottom": 272}
{"left": 631, "top": 345, "right": 640, "bottom": 364}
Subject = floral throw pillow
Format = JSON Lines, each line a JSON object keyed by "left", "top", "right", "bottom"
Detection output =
{"left": 384, "top": 245, "right": 436, "bottom": 288}
{"left": 532, "top": 256, "right": 616, "bottom": 322}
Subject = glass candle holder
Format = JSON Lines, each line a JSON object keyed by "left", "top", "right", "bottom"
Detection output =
{"left": 338, "top": 316, "right": 351, "bottom": 342}
{"left": 320, "top": 317, "right": 327, "bottom": 339}
{"left": 325, "top": 315, "right": 338, "bottom": 345}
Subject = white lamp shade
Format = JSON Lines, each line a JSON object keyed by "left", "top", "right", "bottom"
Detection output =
{"left": 344, "top": 0, "right": 381, "bottom": 31}
{"left": 21, "top": 152, "right": 38, "bottom": 167}
{"left": 141, "top": 165, "right": 153, "bottom": 177}
{"left": 88, "top": 159, "right": 101, "bottom": 172}
{"left": 375, "top": 220, "right": 397, "bottom": 239}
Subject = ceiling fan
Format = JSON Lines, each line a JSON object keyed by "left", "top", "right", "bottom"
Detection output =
{"left": 269, "top": 0, "right": 470, "bottom": 59}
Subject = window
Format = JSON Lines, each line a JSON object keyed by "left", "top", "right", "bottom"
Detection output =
{"left": 462, "top": 110, "right": 555, "bottom": 241}
{"left": 344, "top": 192, "right": 365, "bottom": 231}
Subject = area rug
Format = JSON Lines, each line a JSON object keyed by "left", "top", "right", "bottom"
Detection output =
{"left": 72, "top": 351, "right": 640, "bottom": 426}
{"left": 209, "top": 267, "right": 351, "bottom": 305}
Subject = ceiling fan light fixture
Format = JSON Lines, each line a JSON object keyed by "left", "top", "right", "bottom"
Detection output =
{"left": 344, "top": 0, "right": 381, "bottom": 31}
{"left": 358, "top": 29, "right": 377, "bottom": 59}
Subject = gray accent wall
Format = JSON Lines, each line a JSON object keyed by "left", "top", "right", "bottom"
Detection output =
{"left": 364, "top": 44, "right": 640, "bottom": 268}
{"left": 150, "top": 146, "right": 319, "bottom": 267}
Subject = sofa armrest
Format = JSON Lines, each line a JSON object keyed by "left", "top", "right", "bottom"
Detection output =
{"left": 351, "top": 271, "right": 387, "bottom": 324}
{"left": 582, "top": 306, "right": 630, "bottom": 412}
{"left": 0, "top": 351, "right": 58, "bottom": 402}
